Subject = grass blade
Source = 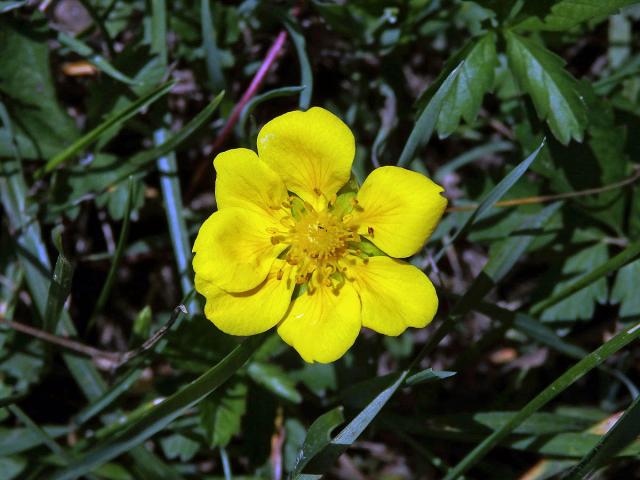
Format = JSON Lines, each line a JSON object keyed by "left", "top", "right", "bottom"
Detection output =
{"left": 87, "top": 177, "right": 135, "bottom": 331}
{"left": 434, "top": 140, "right": 546, "bottom": 263}
{"left": 201, "top": 0, "right": 225, "bottom": 91}
{"left": 238, "top": 85, "right": 305, "bottom": 134}
{"left": 442, "top": 320, "right": 640, "bottom": 480}
{"left": 397, "top": 63, "right": 462, "bottom": 167}
{"left": 43, "top": 226, "right": 74, "bottom": 333}
{"left": 39, "top": 81, "right": 175, "bottom": 176}
{"left": 129, "top": 91, "right": 225, "bottom": 169}
{"left": 283, "top": 15, "right": 313, "bottom": 110}
{"left": 298, "top": 372, "right": 408, "bottom": 476}
{"left": 57, "top": 32, "right": 137, "bottom": 86}
{"left": 293, "top": 406, "right": 344, "bottom": 476}
{"left": 531, "top": 240, "right": 640, "bottom": 316}
{"left": 156, "top": 130, "right": 196, "bottom": 308}
{"left": 50, "top": 334, "right": 267, "bottom": 480}
{"left": 566, "top": 394, "right": 640, "bottom": 479}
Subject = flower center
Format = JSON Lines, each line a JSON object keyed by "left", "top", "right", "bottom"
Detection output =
{"left": 269, "top": 200, "right": 361, "bottom": 291}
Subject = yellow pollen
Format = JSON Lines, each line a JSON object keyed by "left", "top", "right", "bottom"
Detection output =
{"left": 271, "top": 204, "right": 361, "bottom": 290}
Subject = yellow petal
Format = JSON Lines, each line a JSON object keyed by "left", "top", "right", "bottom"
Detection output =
{"left": 277, "top": 283, "right": 361, "bottom": 363}
{"left": 350, "top": 166, "right": 447, "bottom": 258}
{"left": 350, "top": 256, "right": 438, "bottom": 336}
{"left": 192, "top": 208, "right": 286, "bottom": 292}
{"left": 257, "top": 107, "right": 355, "bottom": 210}
{"left": 214, "top": 148, "right": 288, "bottom": 220}
{"left": 195, "top": 261, "right": 295, "bottom": 336}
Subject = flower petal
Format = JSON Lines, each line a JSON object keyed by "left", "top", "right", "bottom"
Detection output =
{"left": 277, "top": 283, "right": 361, "bottom": 363}
{"left": 350, "top": 166, "right": 447, "bottom": 258}
{"left": 257, "top": 107, "right": 355, "bottom": 210}
{"left": 350, "top": 256, "right": 438, "bottom": 336}
{"left": 192, "top": 208, "right": 286, "bottom": 292}
{"left": 214, "top": 148, "right": 288, "bottom": 220}
{"left": 195, "top": 261, "right": 295, "bottom": 336}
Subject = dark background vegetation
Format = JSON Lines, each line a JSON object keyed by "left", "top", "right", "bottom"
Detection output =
{"left": 1, "top": 0, "right": 640, "bottom": 478}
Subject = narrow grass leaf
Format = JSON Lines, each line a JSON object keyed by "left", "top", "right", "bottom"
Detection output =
{"left": 50, "top": 334, "right": 267, "bottom": 480}
{"left": 71, "top": 368, "right": 143, "bottom": 428}
{"left": 283, "top": 15, "right": 313, "bottom": 110}
{"left": 43, "top": 226, "right": 74, "bottom": 333}
{"left": 128, "top": 91, "right": 224, "bottom": 170}
{"left": 566, "top": 394, "right": 640, "bottom": 479}
{"left": 531, "top": 240, "right": 640, "bottom": 316}
{"left": 88, "top": 177, "right": 135, "bottom": 329}
{"left": 57, "top": 32, "right": 137, "bottom": 85}
{"left": 405, "top": 368, "right": 457, "bottom": 387}
{"left": 434, "top": 140, "right": 546, "bottom": 263}
{"left": 300, "top": 372, "right": 408, "bottom": 476}
{"left": 293, "top": 406, "right": 344, "bottom": 476}
{"left": 443, "top": 320, "right": 640, "bottom": 480}
{"left": 397, "top": 63, "right": 463, "bottom": 167}
{"left": 238, "top": 85, "right": 305, "bottom": 134}
{"left": 201, "top": 0, "right": 225, "bottom": 91}
{"left": 40, "top": 81, "right": 175, "bottom": 175}
{"left": 0, "top": 1, "right": 28, "bottom": 13}
{"left": 435, "top": 141, "right": 513, "bottom": 182}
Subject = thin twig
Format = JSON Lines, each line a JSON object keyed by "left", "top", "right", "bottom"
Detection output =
{"left": 187, "top": 30, "right": 289, "bottom": 198}
{"left": 0, "top": 305, "right": 187, "bottom": 371}
{"left": 446, "top": 167, "right": 640, "bottom": 213}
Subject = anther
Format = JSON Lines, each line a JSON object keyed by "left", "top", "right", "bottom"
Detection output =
{"left": 368, "top": 226, "right": 374, "bottom": 236}
{"left": 277, "top": 269, "right": 284, "bottom": 280}
{"left": 313, "top": 187, "right": 322, "bottom": 196}
{"left": 270, "top": 236, "right": 280, "bottom": 245}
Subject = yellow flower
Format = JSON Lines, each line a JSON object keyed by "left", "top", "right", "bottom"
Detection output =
{"left": 193, "top": 107, "right": 447, "bottom": 363}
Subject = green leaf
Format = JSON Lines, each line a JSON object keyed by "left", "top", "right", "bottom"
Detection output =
{"left": 434, "top": 140, "right": 546, "bottom": 263}
{"left": 405, "top": 368, "right": 457, "bottom": 387}
{"left": 397, "top": 63, "right": 463, "bottom": 167}
{"left": 0, "top": 1, "right": 28, "bottom": 13}
{"left": 0, "top": 456, "right": 26, "bottom": 480}
{"left": 442, "top": 319, "right": 640, "bottom": 480}
{"left": 201, "top": 0, "right": 225, "bottom": 91}
{"left": 436, "top": 32, "right": 498, "bottom": 138}
{"left": 426, "top": 411, "right": 593, "bottom": 437}
{"left": 516, "top": 0, "right": 638, "bottom": 31}
{"left": 39, "top": 81, "right": 175, "bottom": 176}
{"left": 238, "top": 85, "right": 306, "bottom": 135}
{"left": 532, "top": 240, "right": 640, "bottom": 317}
{"left": 88, "top": 177, "right": 135, "bottom": 329}
{"left": 0, "top": 17, "right": 79, "bottom": 159}
{"left": 200, "top": 379, "right": 247, "bottom": 448}
{"left": 160, "top": 433, "right": 200, "bottom": 462}
{"left": 301, "top": 372, "right": 407, "bottom": 476}
{"left": 293, "top": 407, "right": 344, "bottom": 476}
{"left": 0, "top": 426, "right": 67, "bottom": 456}
{"left": 57, "top": 32, "right": 138, "bottom": 86}
{"left": 567, "top": 394, "right": 640, "bottom": 479}
{"left": 611, "top": 259, "right": 640, "bottom": 317}
{"left": 70, "top": 368, "right": 143, "bottom": 428}
{"left": 283, "top": 15, "right": 313, "bottom": 110}
{"left": 505, "top": 30, "right": 587, "bottom": 144}
{"left": 49, "top": 334, "right": 266, "bottom": 480}
{"left": 43, "top": 227, "right": 74, "bottom": 333}
{"left": 247, "top": 362, "right": 302, "bottom": 403}
{"left": 539, "top": 243, "right": 609, "bottom": 322}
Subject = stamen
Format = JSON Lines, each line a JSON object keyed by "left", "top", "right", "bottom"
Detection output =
{"left": 368, "top": 226, "right": 375, "bottom": 236}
